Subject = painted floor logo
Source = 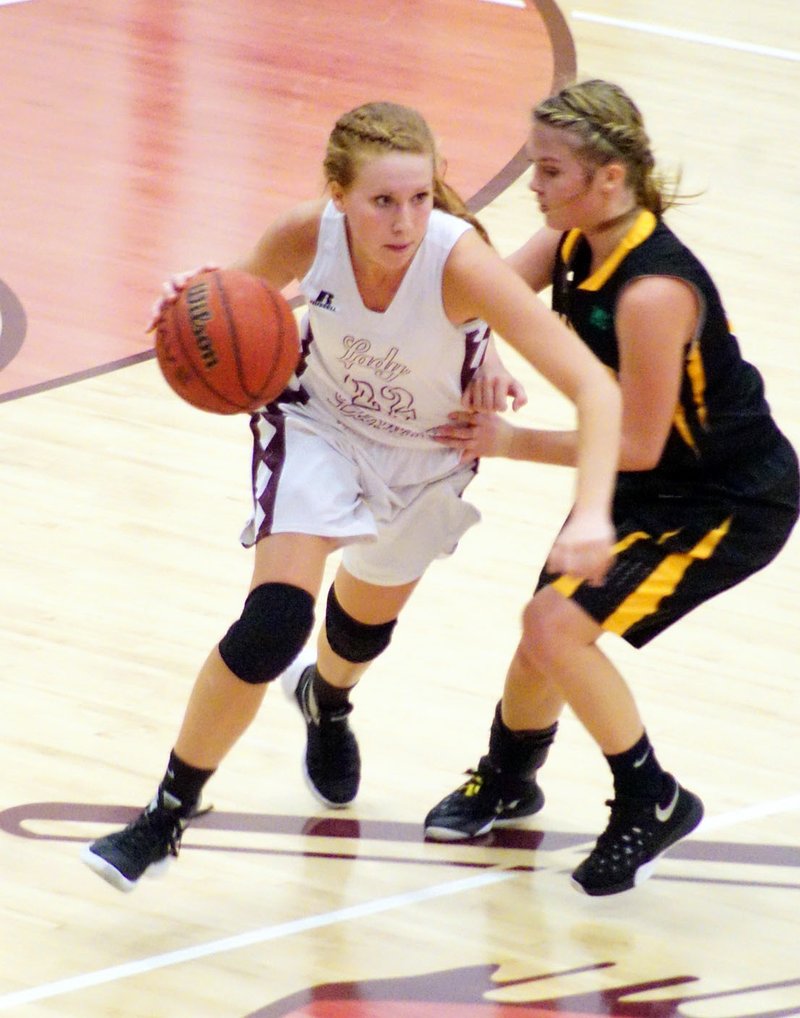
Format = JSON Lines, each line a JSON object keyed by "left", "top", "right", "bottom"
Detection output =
{"left": 244, "top": 963, "right": 800, "bottom": 1017}
{"left": 0, "top": 277, "right": 27, "bottom": 371}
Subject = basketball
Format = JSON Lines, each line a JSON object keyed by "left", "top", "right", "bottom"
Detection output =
{"left": 154, "top": 268, "right": 300, "bottom": 414}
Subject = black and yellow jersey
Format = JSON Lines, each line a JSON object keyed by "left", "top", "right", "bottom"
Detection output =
{"left": 551, "top": 211, "right": 787, "bottom": 495}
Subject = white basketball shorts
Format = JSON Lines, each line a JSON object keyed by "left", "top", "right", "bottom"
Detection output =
{"left": 239, "top": 406, "right": 480, "bottom": 586}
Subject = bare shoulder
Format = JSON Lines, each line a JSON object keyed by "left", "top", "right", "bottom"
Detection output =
{"left": 234, "top": 198, "right": 326, "bottom": 288}
{"left": 616, "top": 275, "right": 700, "bottom": 353}
{"left": 442, "top": 228, "right": 518, "bottom": 324}
{"left": 618, "top": 274, "right": 699, "bottom": 321}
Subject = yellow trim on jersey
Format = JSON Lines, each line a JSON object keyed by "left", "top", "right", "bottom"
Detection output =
{"left": 672, "top": 404, "right": 698, "bottom": 453}
{"left": 603, "top": 516, "right": 732, "bottom": 637}
{"left": 574, "top": 210, "right": 658, "bottom": 291}
{"left": 686, "top": 340, "right": 709, "bottom": 428}
{"left": 561, "top": 228, "right": 582, "bottom": 264}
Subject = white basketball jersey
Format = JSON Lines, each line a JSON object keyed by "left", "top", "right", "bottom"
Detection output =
{"left": 294, "top": 201, "right": 490, "bottom": 449}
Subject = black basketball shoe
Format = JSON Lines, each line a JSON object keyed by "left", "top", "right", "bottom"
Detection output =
{"left": 281, "top": 652, "right": 361, "bottom": 808}
{"left": 424, "top": 756, "right": 545, "bottom": 841}
{"left": 80, "top": 789, "right": 202, "bottom": 893}
{"left": 571, "top": 777, "right": 704, "bottom": 896}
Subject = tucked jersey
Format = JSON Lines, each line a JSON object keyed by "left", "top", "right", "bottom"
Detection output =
{"left": 551, "top": 211, "right": 786, "bottom": 494}
{"left": 286, "top": 201, "right": 490, "bottom": 449}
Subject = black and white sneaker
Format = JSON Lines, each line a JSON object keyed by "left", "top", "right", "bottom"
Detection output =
{"left": 571, "top": 778, "right": 704, "bottom": 896}
{"left": 80, "top": 790, "right": 200, "bottom": 893}
{"left": 424, "top": 756, "right": 545, "bottom": 841}
{"left": 281, "top": 651, "right": 361, "bottom": 808}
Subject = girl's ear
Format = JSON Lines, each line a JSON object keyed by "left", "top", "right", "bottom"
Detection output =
{"left": 600, "top": 161, "right": 626, "bottom": 194}
{"left": 330, "top": 183, "right": 346, "bottom": 212}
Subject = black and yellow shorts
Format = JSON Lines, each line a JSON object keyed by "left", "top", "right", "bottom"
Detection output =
{"left": 537, "top": 444, "right": 799, "bottom": 648}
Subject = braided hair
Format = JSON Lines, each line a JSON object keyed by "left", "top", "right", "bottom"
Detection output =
{"left": 534, "top": 80, "right": 681, "bottom": 216}
{"left": 323, "top": 101, "right": 490, "bottom": 243}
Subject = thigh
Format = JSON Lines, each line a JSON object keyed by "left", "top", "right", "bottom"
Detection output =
{"left": 250, "top": 532, "right": 338, "bottom": 599}
{"left": 537, "top": 488, "right": 797, "bottom": 649}
{"left": 333, "top": 563, "right": 419, "bottom": 624}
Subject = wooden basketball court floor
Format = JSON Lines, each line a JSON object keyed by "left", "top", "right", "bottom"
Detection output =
{"left": 0, "top": 1, "right": 798, "bottom": 1015}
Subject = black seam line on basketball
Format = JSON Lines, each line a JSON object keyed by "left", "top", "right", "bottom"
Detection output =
{"left": 212, "top": 270, "right": 253, "bottom": 410}
{"left": 170, "top": 271, "right": 244, "bottom": 413}
{"left": 258, "top": 277, "right": 290, "bottom": 400}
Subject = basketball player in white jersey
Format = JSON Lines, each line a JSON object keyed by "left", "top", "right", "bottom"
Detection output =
{"left": 81, "top": 100, "right": 620, "bottom": 893}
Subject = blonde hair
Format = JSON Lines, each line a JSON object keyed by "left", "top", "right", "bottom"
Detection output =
{"left": 534, "top": 80, "right": 684, "bottom": 216}
{"left": 323, "top": 101, "right": 490, "bottom": 243}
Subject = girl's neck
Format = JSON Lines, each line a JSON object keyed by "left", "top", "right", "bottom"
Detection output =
{"left": 583, "top": 204, "right": 642, "bottom": 270}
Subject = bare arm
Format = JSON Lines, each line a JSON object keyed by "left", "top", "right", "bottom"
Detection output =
{"left": 438, "top": 273, "right": 697, "bottom": 473}
{"left": 444, "top": 230, "right": 621, "bottom": 582}
{"left": 146, "top": 200, "right": 324, "bottom": 331}
{"left": 506, "top": 226, "right": 562, "bottom": 293}
{"left": 230, "top": 198, "right": 326, "bottom": 289}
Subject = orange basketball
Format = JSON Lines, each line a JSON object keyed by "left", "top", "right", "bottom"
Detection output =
{"left": 154, "top": 268, "right": 300, "bottom": 414}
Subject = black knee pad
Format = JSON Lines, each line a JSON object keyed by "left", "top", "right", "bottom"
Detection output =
{"left": 325, "top": 584, "right": 397, "bottom": 664}
{"left": 218, "top": 582, "right": 314, "bottom": 684}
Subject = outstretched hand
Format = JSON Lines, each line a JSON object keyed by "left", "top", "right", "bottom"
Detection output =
{"left": 145, "top": 263, "right": 220, "bottom": 333}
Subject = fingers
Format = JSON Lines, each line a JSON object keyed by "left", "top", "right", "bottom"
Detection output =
{"left": 545, "top": 539, "right": 614, "bottom": 586}
{"left": 145, "top": 263, "right": 220, "bottom": 333}
{"left": 462, "top": 376, "right": 507, "bottom": 412}
{"left": 509, "top": 381, "right": 528, "bottom": 412}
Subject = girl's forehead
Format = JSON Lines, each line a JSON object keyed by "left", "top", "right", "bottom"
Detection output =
{"left": 352, "top": 150, "right": 434, "bottom": 190}
{"left": 528, "top": 121, "right": 579, "bottom": 162}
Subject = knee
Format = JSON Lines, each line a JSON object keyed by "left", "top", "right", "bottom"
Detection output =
{"left": 218, "top": 582, "right": 315, "bottom": 684}
{"left": 518, "top": 593, "right": 576, "bottom": 671}
{"left": 325, "top": 584, "right": 397, "bottom": 663}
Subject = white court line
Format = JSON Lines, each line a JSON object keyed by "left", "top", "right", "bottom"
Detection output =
{"left": 481, "top": 0, "right": 526, "bottom": 8}
{"left": 0, "top": 1, "right": 34, "bottom": 6}
{"left": 571, "top": 11, "right": 800, "bottom": 63}
{"left": 0, "top": 868, "right": 516, "bottom": 1010}
{"left": 697, "top": 792, "right": 800, "bottom": 834}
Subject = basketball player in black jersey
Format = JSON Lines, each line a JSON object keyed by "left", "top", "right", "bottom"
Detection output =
{"left": 425, "top": 80, "right": 799, "bottom": 896}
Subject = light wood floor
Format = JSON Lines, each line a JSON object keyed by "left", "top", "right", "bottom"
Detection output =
{"left": 1, "top": 1, "right": 799, "bottom": 1016}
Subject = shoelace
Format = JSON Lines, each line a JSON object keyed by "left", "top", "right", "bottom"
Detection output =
{"left": 120, "top": 809, "right": 185, "bottom": 862}
{"left": 458, "top": 762, "right": 498, "bottom": 798}
{"left": 594, "top": 798, "right": 652, "bottom": 854}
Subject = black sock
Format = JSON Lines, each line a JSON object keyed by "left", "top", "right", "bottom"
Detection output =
{"left": 605, "top": 731, "right": 671, "bottom": 800}
{"left": 159, "top": 749, "right": 215, "bottom": 815}
{"left": 487, "top": 701, "right": 557, "bottom": 780}
{"left": 311, "top": 666, "right": 354, "bottom": 713}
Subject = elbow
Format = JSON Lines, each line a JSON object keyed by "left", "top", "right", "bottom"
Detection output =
{"left": 618, "top": 440, "right": 663, "bottom": 472}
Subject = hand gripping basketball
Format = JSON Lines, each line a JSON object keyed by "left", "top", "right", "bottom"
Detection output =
{"left": 154, "top": 267, "right": 301, "bottom": 415}
{"left": 146, "top": 263, "right": 220, "bottom": 333}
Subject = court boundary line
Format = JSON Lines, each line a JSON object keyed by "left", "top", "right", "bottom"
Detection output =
{"left": 571, "top": 10, "right": 800, "bottom": 63}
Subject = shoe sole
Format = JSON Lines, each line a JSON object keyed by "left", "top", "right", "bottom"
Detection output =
{"left": 571, "top": 790, "right": 705, "bottom": 897}
{"left": 80, "top": 844, "right": 170, "bottom": 893}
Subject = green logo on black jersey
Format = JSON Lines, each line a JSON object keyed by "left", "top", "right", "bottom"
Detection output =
{"left": 589, "top": 305, "right": 613, "bottom": 331}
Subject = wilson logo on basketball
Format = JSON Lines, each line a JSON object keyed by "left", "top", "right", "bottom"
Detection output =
{"left": 185, "top": 281, "right": 219, "bottom": 369}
